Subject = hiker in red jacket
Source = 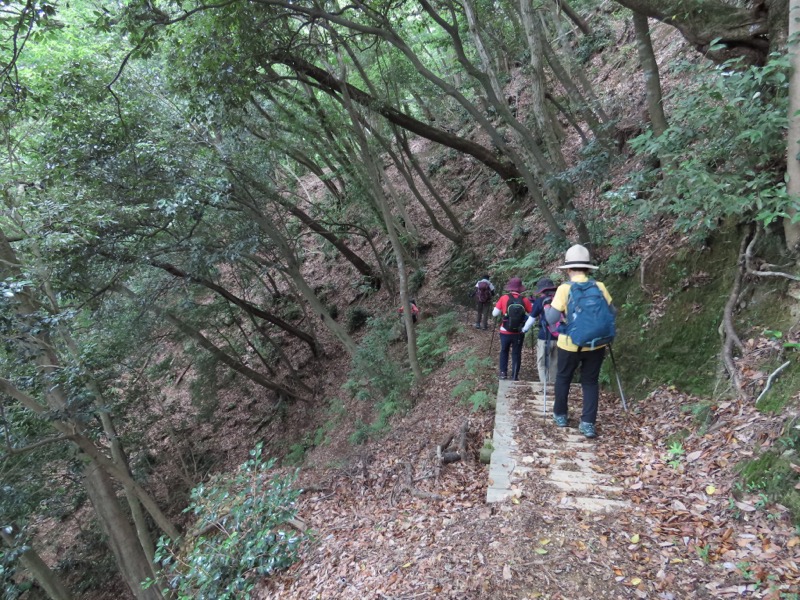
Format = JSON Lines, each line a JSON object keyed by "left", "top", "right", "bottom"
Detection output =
{"left": 491, "top": 277, "right": 533, "bottom": 381}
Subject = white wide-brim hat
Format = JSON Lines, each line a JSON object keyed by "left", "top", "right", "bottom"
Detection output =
{"left": 558, "top": 244, "right": 598, "bottom": 270}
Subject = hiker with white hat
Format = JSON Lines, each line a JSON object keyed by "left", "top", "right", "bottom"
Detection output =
{"left": 544, "top": 245, "right": 616, "bottom": 439}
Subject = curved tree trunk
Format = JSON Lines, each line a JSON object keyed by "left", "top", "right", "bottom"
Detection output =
{"left": 269, "top": 53, "right": 526, "bottom": 197}
{"left": 117, "top": 285, "right": 309, "bottom": 400}
{"left": 148, "top": 260, "right": 320, "bottom": 355}
{"left": 558, "top": 0, "right": 592, "bottom": 35}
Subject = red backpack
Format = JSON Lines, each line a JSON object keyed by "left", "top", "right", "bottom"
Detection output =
{"left": 476, "top": 281, "right": 492, "bottom": 303}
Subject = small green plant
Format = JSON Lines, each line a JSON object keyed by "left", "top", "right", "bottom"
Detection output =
{"left": 343, "top": 317, "right": 414, "bottom": 442}
{"left": 448, "top": 349, "right": 495, "bottom": 411}
{"left": 666, "top": 441, "right": 685, "bottom": 469}
{"left": 147, "top": 444, "right": 304, "bottom": 599}
{"left": 346, "top": 307, "right": 371, "bottom": 333}
{"left": 626, "top": 55, "right": 790, "bottom": 242}
{"left": 415, "top": 312, "right": 459, "bottom": 374}
{"left": 696, "top": 544, "right": 711, "bottom": 563}
{"left": 737, "top": 561, "right": 755, "bottom": 581}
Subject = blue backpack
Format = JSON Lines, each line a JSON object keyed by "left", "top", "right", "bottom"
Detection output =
{"left": 565, "top": 280, "right": 615, "bottom": 349}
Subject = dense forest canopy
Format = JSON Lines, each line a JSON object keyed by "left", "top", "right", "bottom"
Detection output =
{"left": 2, "top": 0, "right": 800, "bottom": 597}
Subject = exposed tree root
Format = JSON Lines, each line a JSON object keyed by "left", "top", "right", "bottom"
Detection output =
{"left": 721, "top": 231, "right": 750, "bottom": 400}
{"left": 745, "top": 226, "right": 800, "bottom": 281}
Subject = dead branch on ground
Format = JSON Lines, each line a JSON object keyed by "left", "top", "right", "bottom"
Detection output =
{"left": 755, "top": 360, "right": 792, "bottom": 404}
{"left": 391, "top": 462, "right": 443, "bottom": 506}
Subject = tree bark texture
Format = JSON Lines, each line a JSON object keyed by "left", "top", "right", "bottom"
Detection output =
{"left": 786, "top": 0, "right": 800, "bottom": 252}
{"left": 1, "top": 526, "right": 74, "bottom": 600}
{"left": 633, "top": 12, "right": 669, "bottom": 137}
{"left": 83, "top": 463, "right": 164, "bottom": 600}
{"left": 611, "top": 0, "right": 780, "bottom": 64}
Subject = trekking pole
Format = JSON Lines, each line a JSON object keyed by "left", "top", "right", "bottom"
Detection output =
{"left": 608, "top": 344, "right": 628, "bottom": 412}
{"left": 542, "top": 332, "right": 548, "bottom": 417}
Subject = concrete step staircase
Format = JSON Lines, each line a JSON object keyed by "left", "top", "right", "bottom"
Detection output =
{"left": 486, "top": 380, "right": 630, "bottom": 513}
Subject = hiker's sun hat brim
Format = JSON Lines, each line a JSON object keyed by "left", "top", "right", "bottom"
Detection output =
{"left": 534, "top": 278, "right": 557, "bottom": 293}
{"left": 558, "top": 261, "right": 598, "bottom": 270}
{"left": 505, "top": 277, "right": 526, "bottom": 292}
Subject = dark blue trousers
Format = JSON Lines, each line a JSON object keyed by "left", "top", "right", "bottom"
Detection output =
{"left": 554, "top": 347, "right": 606, "bottom": 424}
{"left": 499, "top": 333, "right": 525, "bottom": 379}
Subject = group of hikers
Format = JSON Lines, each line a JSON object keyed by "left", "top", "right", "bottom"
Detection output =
{"left": 471, "top": 244, "right": 615, "bottom": 439}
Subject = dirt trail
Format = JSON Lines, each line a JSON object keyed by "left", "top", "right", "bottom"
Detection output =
{"left": 257, "top": 317, "right": 799, "bottom": 599}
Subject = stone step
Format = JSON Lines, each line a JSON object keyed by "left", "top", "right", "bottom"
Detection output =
{"left": 559, "top": 496, "right": 631, "bottom": 512}
{"left": 488, "top": 378, "right": 627, "bottom": 513}
{"left": 549, "top": 469, "right": 607, "bottom": 485}
{"left": 535, "top": 448, "right": 595, "bottom": 460}
{"left": 549, "top": 480, "right": 625, "bottom": 494}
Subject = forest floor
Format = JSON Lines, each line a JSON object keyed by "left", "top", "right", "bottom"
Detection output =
{"left": 255, "top": 20, "right": 800, "bottom": 600}
{"left": 52, "top": 17, "right": 800, "bottom": 600}
{"left": 256, "top": 314, "right": 800, "bottom": 600}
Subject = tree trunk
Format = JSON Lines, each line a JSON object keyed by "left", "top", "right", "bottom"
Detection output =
{"left": 269, "top": 53, "right": 526, "bottom": 197}
{"left": 148, "top": 260, "right": 320, "bottom": 355}
{"left": 520, "top": 0, "right": 568, "bottom": 169}
{"left": 786, "top": 0, "right": 800, "bottom": 253}
{"left": 611, "top": 0, "right": 773, "bottom": 64}
{"left": 83, "top": 463, "right": 164, "bottom": 600}
{"left": 633, "top": 12, "right": 669, "bottom": 137}
{"left": 1, "top": 526, "right": 73, "bottom": 600}
{"left": 337, "top": 58, "right": 424, "bottom": 382}
{"left": 0, "top": 229, "right": 168, "bottom": 599}
{"left": 240, "top": 205, "right": 359, "bottom": 355}
{"left": 559, "top": 0, "right": 592, "bottom": 35}
{"left": 116, "top": 285, "right": 309, "bottom": 400}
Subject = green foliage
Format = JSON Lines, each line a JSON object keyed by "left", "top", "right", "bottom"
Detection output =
{"left": 408, "top": 268, "right": 426, "bottom": 294}
{"left": 735, "top": 419, "right": 800, "bottom": 525}
{"left": 415, "top": 312, "right": 460, "bottom": 374}
{"left": 575, "top": 25, "right": 614, "bottom": 63}
{"left": 283, "top": 398, "right": 343, "bottom": 464}
{"left": 344, "top": 318, "right": 413, "bottom": 440}
{"left": 490, "top": 249, "right": 546, "bottom": 290}
{"left": 149, "top": 444, "right": 304, "bottom": 599}
{"left": 448, "top": 349, "right": 495, "bottom": 411}
{"left": 0, "top": 544, "right": 24, "bottom": 600}
{"left": 623, "top": 55, "right": 793, "bottom": 241}
{"left": 346, "top": 307, "right": 371, "bottom": 333}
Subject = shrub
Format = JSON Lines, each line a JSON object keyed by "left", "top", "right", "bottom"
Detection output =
{"left": 343, "top": 317, "right": 413, "bottom": 440}
{"left": 624, "top": 55, "right": 791, "bottom": 241}
{"left": 148, "top": 444, "right": 304, "bottom": 599}
{"left": 416, "top": 312, "right": 460, "bottom": 374}
{"left": 346, "top": 307, "right": 371, "bottom": 333}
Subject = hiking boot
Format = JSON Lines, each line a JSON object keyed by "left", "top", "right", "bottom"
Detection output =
{"left": 579, "top": 421, "right": 597, "bottom": 438}
{"left": 499, "top": 373, "right": 507, "bottom": 380}
{"left": 474, "top": 323, "right": 481, "bottom": 329}
{"left": 482, "top": 326, "right": 489, "bottom": 330}
{"left": 553, "top": 414, "right": 568, "bottom": 427}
